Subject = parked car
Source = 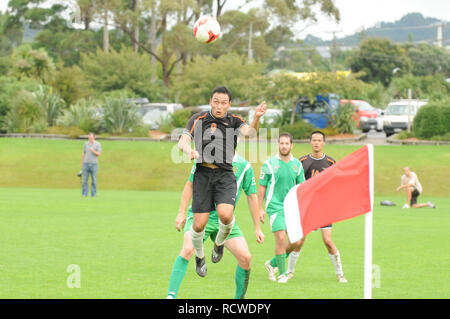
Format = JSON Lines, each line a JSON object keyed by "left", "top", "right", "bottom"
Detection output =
{"left": 382, "top": 99, "right": 428, "bottom": 137}
{"left": 139, "top": 103, "right": 183, "bottom": 129}
{"left": 375, "top": 108, "right": 385, "bottom": 132}
{"left": 296, "top": 94, "right": 340, "bottom": 128}
{"left": 340, "top": 99, "right": 378, "bottom": 133}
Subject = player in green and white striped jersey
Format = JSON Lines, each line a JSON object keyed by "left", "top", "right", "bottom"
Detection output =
{"left": 258, "top": 133, "right": 305, "bottom": 283}
{"left": 166, "top": 154, "right": 264, "bottom": 299}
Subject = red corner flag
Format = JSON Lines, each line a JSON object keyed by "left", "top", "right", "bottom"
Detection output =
{"left": 284, "top": 144, "right": 374, "bottom": 243}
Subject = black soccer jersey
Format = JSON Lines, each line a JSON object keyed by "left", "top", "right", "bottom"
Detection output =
{"left": 299, "top": 153, "right": 336, "bottom": 180}
{"left": 183, "top": 110, "right": 246, "bottom": 171}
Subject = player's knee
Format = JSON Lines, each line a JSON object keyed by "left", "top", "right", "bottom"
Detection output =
{"left": 238, "top": 252, "right": 251, "bottom": 269}
{"left": 323, "top": 238, "right": 334, "bottom": 249}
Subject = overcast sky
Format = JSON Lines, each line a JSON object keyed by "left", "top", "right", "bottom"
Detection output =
{"left": 0, "top": 0, "right": 448, "bottom": 40}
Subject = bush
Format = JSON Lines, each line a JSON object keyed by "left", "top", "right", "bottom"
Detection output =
{"left": 171, "top": 108, "right": 192, "bottom": 128}
{"left": 56, "top": 98, "right": 103, "bottom": 134}
{"left": 33, "top": 86, "right": 66, "bottom": 126}
{"left": 413, "top": 99, "right": 450, "bottom": 139}
{"left": 280, "top": 120, "right": 315, "bottom": 140}
{"left": 0, "top": 76, "right": 41, "bottom": 130}
{"left": 3, "top": 90, "right": 47, "bottom": 133}
{"left": 396, "top": 130, "right": 415, "bottom": 140}
{"left": 333, "top": 103, "right": 356, "bottom": 134}
{"left": 101, "top": 96, "right": 144, "bottom": 134}
{"left": 46, "top": 125, "right": 85, "bottom": 138}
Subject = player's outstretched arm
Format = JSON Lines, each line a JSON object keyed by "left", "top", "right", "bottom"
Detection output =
{"left": 178, "top": 134, "right": 199, "bottom": 160}
{"left": 175, "top": 181, "right": 193, "bottom": 232}
{"left": 247, "top": 193, "right": 264, "bottom": 244}
{"left": 240, "top": 101, "right": 267, "bottom": 138}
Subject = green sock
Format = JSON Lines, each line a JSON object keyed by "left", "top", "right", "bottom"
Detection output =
{"left": 270, "top": 252, "right": 290, "bottom": 267}
{"left": 167, "top": 255, "right": 189, "bottom": 298}
{"left": 275, "top": 254, "right": 287, "bottom": 275}
{"left": 234, "top": 265, "right": 250, "bottom": 299}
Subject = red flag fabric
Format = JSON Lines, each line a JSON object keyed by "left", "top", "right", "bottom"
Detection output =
{"left": 284, "top": 144, "right": 374, "bottom": 243}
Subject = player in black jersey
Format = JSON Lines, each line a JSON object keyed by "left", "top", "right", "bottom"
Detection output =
{"left": 287, "top": 131, "right": 348, "bottom": 283}
{"left": 178, "top": 86, "right": 266, "bottom": 277}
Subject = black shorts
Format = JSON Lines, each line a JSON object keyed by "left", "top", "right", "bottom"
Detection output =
{"left": 410, "top": 187, "right": 420, "bottom": 206}
{"left": 192, "top": 165, "right": 237, "bottom": 213}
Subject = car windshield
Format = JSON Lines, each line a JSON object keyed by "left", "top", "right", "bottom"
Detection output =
{"left": 354, "top": 101, "right": 373, "bottom": 111}
{"left": 386, "top": 105, "right": 410, "bottom": 115}
{"left": 300, "top": 100, "right": 329, "bottom": 113}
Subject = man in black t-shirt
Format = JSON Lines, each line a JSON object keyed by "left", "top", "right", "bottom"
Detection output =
{"left": 178, "top": 86, "right": 266, "bottom": 277}
{"left": 284, "top": 131, "right": 348, "bottom": 283}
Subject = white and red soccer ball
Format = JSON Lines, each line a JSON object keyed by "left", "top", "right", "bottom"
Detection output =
{"left": 193, "top": 16, "right": 221, "bottom": 44}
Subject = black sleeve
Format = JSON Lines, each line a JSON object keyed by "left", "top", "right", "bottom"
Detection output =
{"left": 183, "top": 112, "right": 203, "bottom": 138}
{"left": 231, "top": 114, "right": 246, "bottom": 129}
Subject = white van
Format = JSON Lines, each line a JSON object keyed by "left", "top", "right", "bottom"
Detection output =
{"left": 140, "top": 103, "right": 183, "bottom": 129}
{"left": 383, "top": 99, "right": 428, "bottom": 137}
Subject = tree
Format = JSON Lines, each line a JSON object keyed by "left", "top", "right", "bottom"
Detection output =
{"left": 11, "top": 44, "right": 55, "bottom": 84}
{"left": 80, "top": 46, "right": 166, "bottom": 100}
{"left": 171, "top": 52, "right": 265, "bottom": 106}
{"left": 349, "top": 37, "right": 412, "bottom": 87}
{"left": 403, "top": 43, "right": 450, "bottom": 77}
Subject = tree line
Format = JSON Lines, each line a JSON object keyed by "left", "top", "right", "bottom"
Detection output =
{"left": 0, "top": 0, "right": 449, "bottom": 136}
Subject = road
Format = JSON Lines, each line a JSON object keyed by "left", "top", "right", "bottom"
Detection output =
{"left": 362, "top": 129, "right": 389, "bottom": 145}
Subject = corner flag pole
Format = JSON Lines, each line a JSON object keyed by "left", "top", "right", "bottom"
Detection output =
{"left": 364, "top": 144, "right": 374, "bottom": 299}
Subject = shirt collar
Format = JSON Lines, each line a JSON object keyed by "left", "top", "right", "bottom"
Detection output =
{"left": 209, "top": 110, "right": 228, "bottom": 119}
{"left": 276, "top": 153, "right": 294, "bottom": 162}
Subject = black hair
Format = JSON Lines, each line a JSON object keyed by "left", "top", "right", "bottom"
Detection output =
{"left": 211, "top": 86, "right": 232, "bottom": 102}
{"left": 309, "top": 130, "right": 326, "bottom": 141}
{"left": 279, "top": 132, "right": 293, "bottom": 144}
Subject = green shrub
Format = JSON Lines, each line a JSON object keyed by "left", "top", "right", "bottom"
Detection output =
{"left": 280, "top": 120, "right": 315, "bottom": 140}
{"left": 33, "top": 86, "right": 66, "bottom": 126}
{"left": 46, "top": 125, "right": 84, "bottom": 138}
{"left": 413, "top": 99, "right": 450, "bottom": 139}
{"left": 56, "top": 98, "right": 103, "bottom": 133}
{"left": 333, "top": 103, "right": 356, "bottom": 134}
{"left": 171, "top": 108, "right": 192, "bottom": 128}
{"left": 3, "top": 90, "right": 47, "bottom": 133}
{"left": 101, "top": 96, "right": 144, "bottom": 134}
{"left": 430, "top": 132, "right": 450, "bottom": 141}
{"left": 396, "top": 130, "right": 415, "bottom": 140}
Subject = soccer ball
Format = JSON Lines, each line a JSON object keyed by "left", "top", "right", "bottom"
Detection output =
{"left": 193, "top": 16, "right": 221, "bottom": 44}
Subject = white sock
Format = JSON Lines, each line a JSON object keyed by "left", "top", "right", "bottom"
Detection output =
{"left": 215, "top": 217, "right": 235, "bottom": 246}
{"left": 328, "top": 251, "right": 344, "bottom": 276}
{"left": 287, "top": 251, "right": 300, "bottom": 273}
{"left": 190, "top": 226, "right": 205, "bottom": 259}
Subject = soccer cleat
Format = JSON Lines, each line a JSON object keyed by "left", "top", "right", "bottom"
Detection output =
{"left": 427, "top": 201, "right": 436, "bottom": 208}
{"left": 195, "top": 256, "right": 207, "bottom": 277}
{"left": 277, "top": 272, "right": 293, "bottom": 284}
{"left": 337, "top": 274, "right": 348, "bottom": 283}
{"left": 211, "top": 243, "right": 224, "bottom": 263}
{"left": 402, "top": 204, "right": 410, "bottom": 209}
{"left": 264, "top": 260, "right": 278, "bottom": 282}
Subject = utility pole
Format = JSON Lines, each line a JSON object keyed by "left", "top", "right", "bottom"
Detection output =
{"left": 248, "top": 21, "right": 253, "bottom": 64}
{"left": 332, "top": 31, "right": 337, "bottom": 72}
{"left": 437, "top": 22, "right": 443, "bottom": 48}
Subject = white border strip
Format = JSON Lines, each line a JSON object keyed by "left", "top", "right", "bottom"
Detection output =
{"left": 364, "top": 144, "right": 374, "bottom": 299}
{"left": 284, "top": 184, "right": 303, "bottom": 243}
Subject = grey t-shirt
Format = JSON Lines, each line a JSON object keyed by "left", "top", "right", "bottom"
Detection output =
{"left": 83, "top": 141, "right": 102, "bottom": 164}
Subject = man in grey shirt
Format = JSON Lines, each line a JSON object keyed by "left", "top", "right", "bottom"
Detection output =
{"left": 81, "top": 132, "right": 102, "bottom": 197}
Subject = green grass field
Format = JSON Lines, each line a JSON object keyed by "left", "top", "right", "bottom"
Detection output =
{"left": 0, "top": 187, "right": 448, "bottom": 299}
{"left": 0, "top": 138, "right": 449, "bottom": 299}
